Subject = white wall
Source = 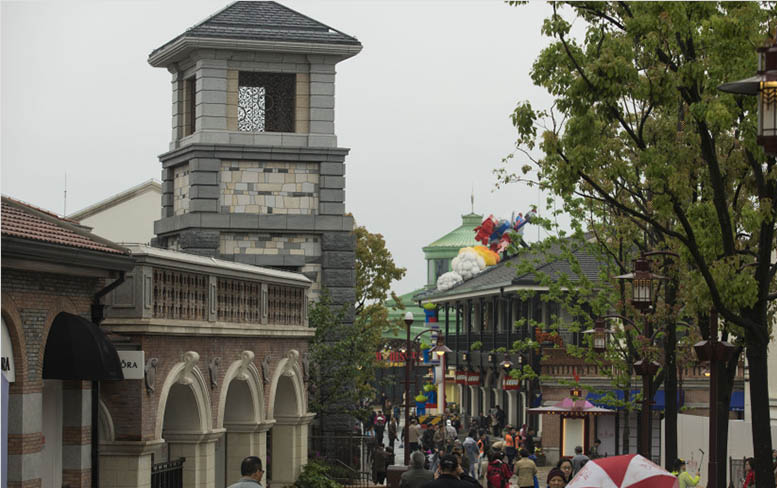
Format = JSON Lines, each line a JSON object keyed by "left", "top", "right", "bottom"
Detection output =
{"left": 79, "top": 189, "right": 159, "bottom": 243}
{"left": 662, "top": 414, "right": 777, "bottom": 486}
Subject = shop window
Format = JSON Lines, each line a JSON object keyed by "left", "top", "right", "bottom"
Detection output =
{"left": 238, "top": 72, "right": 295, "bottom": 132}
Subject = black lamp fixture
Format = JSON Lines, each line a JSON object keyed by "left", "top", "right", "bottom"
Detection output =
{"left": 584, "top": 318, "right": 612, "bottom": 354}
{"left": 462, "top": 351, "right": 470, "bottom": 362}
{"left": 616, "top": 256, "right": 668, "bottom": 313}
{"left": 431, "top": 335, "right": 453, "bottom": 357}
{"left": 718, "top": 35, "right": 777, "bottom": 154}
{"left": 499, "top": 353, "right": 513, "bottom": 371}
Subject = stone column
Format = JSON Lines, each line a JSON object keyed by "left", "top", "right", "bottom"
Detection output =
{"left": 270, "top": 415, "right": 314, "bottom": 488}
{"left": 62, "top": 381, "right": 91, "bottom": 488}
{"left": 507, "top": 391, "right": 518, "bottom": 427}
{"left": 481, "top": 387, "right": 491, "bottom": 415}
{"left": 166, "top": 432, "right": 220, "bottom": 488}
{"left": 99, "top": 440, "right": 163, "bottom": 488}
{"left": 223, "top": 422, "right": 274, "bottom": 487}
{"left": 6, "top": 386, "right": 43, "bottom": 487}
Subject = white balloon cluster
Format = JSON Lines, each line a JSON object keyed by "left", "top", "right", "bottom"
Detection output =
{"left": 451, "top": 248, "right": 486, "bottom": 280}
{"left": 436, "top": 271, "right": 463, "bottom": 291}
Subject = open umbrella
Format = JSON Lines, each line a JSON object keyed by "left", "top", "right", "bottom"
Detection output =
{"left": 566, "top": 454, "right": 678, "bottom": 488}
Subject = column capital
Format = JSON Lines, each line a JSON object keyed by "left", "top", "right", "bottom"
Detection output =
{"left": 100, "top": 439, "right": 165, "bottom": 456}
{"left": 272, "top": 413, "right": 315, "bottom": 426}
{"left": 164, "top": 430, "right": 225, "bottom": 444}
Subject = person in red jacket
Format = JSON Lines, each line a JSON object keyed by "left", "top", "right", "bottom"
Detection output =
{"left": 742, "top": 457, "right": 755, "bottom": 488}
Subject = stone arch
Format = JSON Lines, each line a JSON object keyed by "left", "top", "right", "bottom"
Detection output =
{"left": 1, "top": 295, "right": 27, "bottom": 385}
{"left": 154, "top": 351, "right": 212, "bottom": 439}
{"left": 217, "top": 351, "right": 265, "bottom": 429}
{"left": 266, "top": 350, "right": 305, "bottom": 420}
{"left": 266, "top": 350, "right": 312, "bottom": 488}
{"left": 98, "top": 399, "right": 115, "bottom": 442}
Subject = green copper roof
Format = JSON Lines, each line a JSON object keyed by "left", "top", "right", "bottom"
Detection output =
{"left": 422, "top": 213, "right": 482, "bottom": 257}
{"left": 383, "top": 287, "right": 430, "bottom": 339}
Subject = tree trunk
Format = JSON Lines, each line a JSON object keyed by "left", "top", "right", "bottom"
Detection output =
{"left": 745, "top": 337, "right": 775, "bottom": 488}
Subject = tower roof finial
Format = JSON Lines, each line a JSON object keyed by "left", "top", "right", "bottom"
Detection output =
{"left": 470, "top": 185, "right": 474, "bottom": 214}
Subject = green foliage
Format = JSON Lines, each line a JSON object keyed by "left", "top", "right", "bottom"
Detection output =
{"left": 309, "top": 290, "right": 379, "bottom": 422}
{"left": 470, "top": 341, "right": 483, "bottom": 351}
{"left": 294, "top": 460, "right": 342, "bottom": 488}
{"left": 354, "top": 224, "right": 407, "bottom": 316}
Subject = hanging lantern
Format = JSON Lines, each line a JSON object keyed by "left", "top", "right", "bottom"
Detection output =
{"left": 499, "top": 353, "right": 513, "bottom": 371}
{"left": 719, "top": 36, "right": 777, "bottom": 154}
{"left": 616, "top": 256, "right": 666, "bottom": 313}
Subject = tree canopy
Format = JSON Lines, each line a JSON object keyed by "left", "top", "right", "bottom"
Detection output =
{"left": 499, "top": 2, "right": 777, "bottom": 484}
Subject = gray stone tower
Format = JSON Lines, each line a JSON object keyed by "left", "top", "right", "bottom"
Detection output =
{"left": 149, "top": 1, "right": 361, "bottom": 308}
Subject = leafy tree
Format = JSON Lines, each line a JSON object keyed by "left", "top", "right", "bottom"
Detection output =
{"left": 309, "top": 224, "right": 406, "bottom": 430}
{"left": 500, "top": 2, "right": 777, "bottom": 484}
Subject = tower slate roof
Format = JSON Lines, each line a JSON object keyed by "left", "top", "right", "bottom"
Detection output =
{"left": 150, "top": 1, "right": 361, "bottom": 60}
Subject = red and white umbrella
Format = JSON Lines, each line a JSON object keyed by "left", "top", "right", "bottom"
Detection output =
{"left": 566, "top": 454, "right": 678, "bottom": 488}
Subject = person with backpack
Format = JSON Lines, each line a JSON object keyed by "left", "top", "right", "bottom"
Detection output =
{"left": 486, "top": 450, "right": 512, "bottom": 488}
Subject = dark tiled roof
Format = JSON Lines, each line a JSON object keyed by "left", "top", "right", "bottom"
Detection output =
{"left": 417, "top": 238, "right": 605, "bottom": 301}
{"left": 2, "top": 196, "right": 129, "bottom": 256}
{"left": 151, "top": 1, "right": 360, "bottom": 57}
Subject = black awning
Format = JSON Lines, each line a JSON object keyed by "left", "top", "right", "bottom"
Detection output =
{"left": 42, "top": 312, "right": 124, "bottom": 380}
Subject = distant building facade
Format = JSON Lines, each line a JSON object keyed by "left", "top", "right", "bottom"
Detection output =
{"left": 68, "top": 179, "right": 161, "bottom": 244}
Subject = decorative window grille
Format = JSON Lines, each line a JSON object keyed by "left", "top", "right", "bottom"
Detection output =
{"left": 152, "top": 269, "right": 208, "bottom": 320}
{"left": 217, "top": 278, "right": 261, "bottom": 323}
{"left": 268, "top": 285, "right": 305, "bottom": 325}
{"left": 238, "top": 72, "right": 295, "bottom": 133}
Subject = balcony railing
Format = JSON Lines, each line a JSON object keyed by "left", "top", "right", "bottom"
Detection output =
{"left": 151, "top": 457, "right": 185, "bottom": 488}
{"left": 151, "top": 268, "right": 306, "bottom": 326}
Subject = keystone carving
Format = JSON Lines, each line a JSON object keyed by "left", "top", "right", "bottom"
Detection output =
{"left": 284, "top": 349, "right": 300, "bottom": 377}
{"left": 236, "top": 350, "right": 255, "bottom": 381}
{"left": 208, "top": 357, "right": 221, "bottom": 389}
{"left": 144, "top": 358, "right": 158, "bottom": 394}
{"left": 261, "top": 355, "right": 272, "bottom": 385}
{"left": 178, "top": 351, "right": 200, "bottom": 386}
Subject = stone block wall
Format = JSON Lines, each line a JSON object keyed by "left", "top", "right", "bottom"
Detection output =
{"left": 173, "top": 164, "right": 190, "bottom": 215}
{"left": 220, "top": 161, "right": 319, "bottom": 215}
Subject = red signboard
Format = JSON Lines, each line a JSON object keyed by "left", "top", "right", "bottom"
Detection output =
{"left": 375, "top": 351, "right": 420, "bottom": 363}
{"left": 503, "top": 377, "right": 520, "bottom": 391}
{"left": 467, "top": 372, "right": 480, "bottom": 386}
{"left": 456, "top": 370, "right": 468, "bottom": 385}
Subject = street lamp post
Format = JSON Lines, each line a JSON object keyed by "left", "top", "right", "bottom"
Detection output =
{"left": 401, "top": 313, "right": 452, "bottom": 466}
{"left": 431, "top": 335, "right": 453, "bottom": 416}
{"left": 403, "top": 311, "right": 413, "bottom": 467}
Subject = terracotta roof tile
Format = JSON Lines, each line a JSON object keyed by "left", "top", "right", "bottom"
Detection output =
{"left": 2, "top": 196, "right": 129, "bottom": 256}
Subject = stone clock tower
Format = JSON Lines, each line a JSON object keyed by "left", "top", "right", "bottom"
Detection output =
{"left": 149, "top": 1, "right": 360, "bottom": 309}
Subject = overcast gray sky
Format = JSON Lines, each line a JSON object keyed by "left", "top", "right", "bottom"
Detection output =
{"left": 1, "top": 0, "right": 561, "bottom": 294}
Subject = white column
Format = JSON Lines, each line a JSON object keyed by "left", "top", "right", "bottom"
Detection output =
{"left": 507, "top": 391, "right": 518, "bottom": 427}
{"left": 270, "top": 415, "right": 314, "bottom": 488}
{"left": 99, "top": 440, "right": 163, "bottom": 488}
{"left": 166, "top": 432, "right": 220, "bottom": 488}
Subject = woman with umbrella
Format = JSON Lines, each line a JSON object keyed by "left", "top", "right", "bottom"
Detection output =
{"left": 565, "top": 454, "right": 678, "bottom": 488}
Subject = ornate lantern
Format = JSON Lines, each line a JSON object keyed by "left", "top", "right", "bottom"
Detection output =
{"left": 719, "top": 37, "right": 777, "bottom": 154}
{"left": 499, "top": 353, "right": 513, "bottom": 371}
{"left": 616, "top": 256, "right": 665, "bottom": 313}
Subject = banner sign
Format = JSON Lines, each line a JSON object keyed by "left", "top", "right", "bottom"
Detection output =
{"left": 503, "top": 377, "right": 520, "bottom": 391}
{"left": 467, "top": 372, "right": 480, "bottom": 386}
{"left": 375, "top": 350, "right": 421, "bottom": 367}
{"left": 456, "top": 370, "right": 468, "bottom": 385}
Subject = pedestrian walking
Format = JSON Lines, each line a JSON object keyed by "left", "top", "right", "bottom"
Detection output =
{"left": 401, "top": 451, "right": 434, "bottom": 488}
{"left": 504, "top": 426, "right": 517, "bottom": 465}
{"left": 486, "top": 450, "right": 512, "bottom": 488}
{"left": 227, "top": 456, "right": 264, "bottom": 488}
{"left": 546, "top": 468, "right": 567, "bottom": 488}
{"left": 673, "top": 459, "right": 700, "bottom": 488}
{"left": 462, "top": 430, "right": 479, "bottom": 478}
{"left": 571, "top": 446, "right": 590, "bottom": 474}
{"left": 742, "top": 457, "right": 755, "bottom": 488}
{"left": 373, "top": 443, "right": 389, "bottom": 485}
{"left": 556, "top": 459, "right": 573, "bottom": 483}
{"left": 421, "top": 454, "right": 472, "bottom": 488}
{"left": 587, "top": 439, "right": 601, "bottom": 459}
{"left": 514, "top": 449, "right": 537, "bottom": 488}
{"left": 375, "top": 410, "right": 387, "bottom": 444}
{"left": 388, "top": 416, "right": 398, "bottom": 450}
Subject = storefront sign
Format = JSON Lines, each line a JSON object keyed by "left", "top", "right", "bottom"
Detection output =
{"left": 467, "top": 372, "right": 480, "bottom": 386}
{"left": 456, "top": 370, "right": 467, "bottom": 385}
{"left": 1, "top": 318, "right": 15, "bottom": 383}
{"left": 503, "top": 377, "right": 520, "bottom": 391}
{"left": 375, "top": 350, "right": 421, "bottom": 364}
{"left": 118, "top": 351, "right": 145, "bottom": 380}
